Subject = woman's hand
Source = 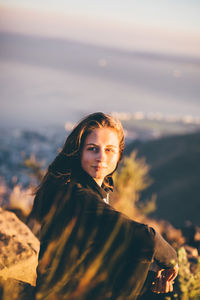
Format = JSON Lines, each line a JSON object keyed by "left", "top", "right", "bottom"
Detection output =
{"left": 151, "top": 264, "right": 179, "bottom": 294}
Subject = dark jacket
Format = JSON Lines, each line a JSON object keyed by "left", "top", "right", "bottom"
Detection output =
{"left": 35, "top": 169, "right": 177, "bottom": 300}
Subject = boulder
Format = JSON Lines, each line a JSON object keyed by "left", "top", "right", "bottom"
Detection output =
{"left": 0, "top": 208, "right": 39, "bottom": 287}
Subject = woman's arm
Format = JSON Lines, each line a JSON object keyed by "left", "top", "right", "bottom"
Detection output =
{"left": 148, "top": 227, "right": 179, "bottom": 294}
{"left": 150, "top": 227, "right": 178, "bottom": 269}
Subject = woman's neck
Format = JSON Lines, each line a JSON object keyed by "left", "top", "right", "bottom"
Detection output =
{"left": 93, "top": 178, "right": 103, "bottom": 187}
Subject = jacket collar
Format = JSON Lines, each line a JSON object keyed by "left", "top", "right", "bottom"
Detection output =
{"left": 72, "top": 167, "right": 112, "bottom": 200}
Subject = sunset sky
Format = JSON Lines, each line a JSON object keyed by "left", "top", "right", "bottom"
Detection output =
{"left": 1, "top": 0, "right": 200, "bottom": 56}
{"left": 0, "top": 1, "right": 200, "bottom": 128}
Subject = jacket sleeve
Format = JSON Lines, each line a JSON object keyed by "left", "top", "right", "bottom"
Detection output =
{"left": 74, "top": 186, "right": 178, "bottom": 269}
{"left": 148, "top": 227, "right": 178, "bottom": 268}
{"left": 98, "top": 202, "right": 178, "bottom": 269}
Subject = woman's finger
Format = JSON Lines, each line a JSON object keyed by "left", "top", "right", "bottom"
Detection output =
{"left": 169, "top": 281, "right": 173, "bottom": 293}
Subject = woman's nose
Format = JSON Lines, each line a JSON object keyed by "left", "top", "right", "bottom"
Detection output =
{"left": 96, "top": 148, "right": 105, "bottom": 161}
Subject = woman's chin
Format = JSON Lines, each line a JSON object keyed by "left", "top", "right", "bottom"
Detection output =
{"left": 91, "top": 171, "right": 105, "bottom": 181}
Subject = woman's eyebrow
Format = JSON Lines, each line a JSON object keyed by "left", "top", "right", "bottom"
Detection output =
{"left": 86, "top": 143, "right": 118, "bottom": 148}
{"left": 106, "top": 145, "right": 118, "bottom": 148}
{"left": 86, "top": 143, "right": 97, "bottom": 146}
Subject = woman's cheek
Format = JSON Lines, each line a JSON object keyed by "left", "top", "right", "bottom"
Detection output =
{"left": 110, "top": 154, "right": 118, "bottom": 167}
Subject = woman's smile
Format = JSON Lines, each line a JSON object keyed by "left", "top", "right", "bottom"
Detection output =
{"left": 91, "top": 165, "right": 107, "bottom": 176}
{"left": 92, "top": 165, "right": 106, "bottom": 170}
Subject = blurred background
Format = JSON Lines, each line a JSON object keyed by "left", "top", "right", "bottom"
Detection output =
{"left": 0, "top": 0, "right": 200, "bottom": 128}
{"left": 0, "top": 0, "right": 200, "bottom": 227}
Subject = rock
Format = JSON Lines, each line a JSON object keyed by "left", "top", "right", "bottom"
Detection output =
{"left": 0, "top": 277, "right": 35, "bottom": 300}
{"left": 0, "top": 208, "right": 39, "bottom": 286}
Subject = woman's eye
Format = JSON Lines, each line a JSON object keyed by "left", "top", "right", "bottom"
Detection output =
{"left": 88, "top": 147, "right": 98, "bottom": 152}
{"left": 106, "top": 148, "right": 114, "bottom": 153}
{"left": 87, "top": 147, "right": 116, "bottom": 154}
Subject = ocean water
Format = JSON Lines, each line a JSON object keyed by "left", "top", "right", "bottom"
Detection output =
{"left": 0, "top": 32, "right": 200, "bottom": 129}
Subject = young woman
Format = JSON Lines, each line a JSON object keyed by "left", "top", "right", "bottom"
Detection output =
{"left": 29, "top": 112, "right": 178, "bottom": 300}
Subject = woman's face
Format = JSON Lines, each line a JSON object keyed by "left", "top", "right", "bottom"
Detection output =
{"left": 81, "top": 127, "right": 120, "bottom": 186}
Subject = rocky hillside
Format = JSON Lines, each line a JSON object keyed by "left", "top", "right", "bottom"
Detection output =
{"left": 125, "top": 131, "right": 200, "bottom": 227}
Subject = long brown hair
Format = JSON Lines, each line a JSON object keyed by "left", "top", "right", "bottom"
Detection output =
{"left": 28, "top": 112, "right": 124, "bottom": 222}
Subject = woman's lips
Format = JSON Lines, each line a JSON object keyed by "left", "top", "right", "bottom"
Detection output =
{"left": 93, "top": 166, "right": 106, "bottom": 171}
